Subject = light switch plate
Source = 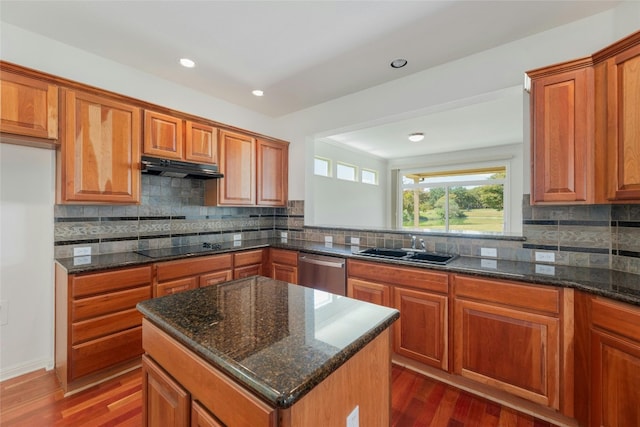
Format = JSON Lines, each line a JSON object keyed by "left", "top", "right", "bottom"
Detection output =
{"left": 324, "top": 236, "right": 333, "bottom": 244}
{"left": 535, "top": 251, "right": 555, "bottom": 263}
{"left": 233, "top": 234, "right": 242, "bottom": 241}
{"left": 480, "top": 247, "right": 497, "bottom": 258}
{"left": 280, "top": 232, "right": 288, "bottom": 239}
{"left": 350, "top": 237, "right": 360, "bottom": 245}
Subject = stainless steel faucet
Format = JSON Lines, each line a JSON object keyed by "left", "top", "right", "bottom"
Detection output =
{"left": 420, "top": 239, "right": 426, "bottom": 250}
{"left": 411, "top": 235, "right": 417, "bottom": 249}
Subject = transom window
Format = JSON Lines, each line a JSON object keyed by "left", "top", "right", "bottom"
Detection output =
{"left": 401, "top": 166, "right": 506, "bottom": 233}
{"left": 336, "top": 162, "right": 357, "bottom": 182}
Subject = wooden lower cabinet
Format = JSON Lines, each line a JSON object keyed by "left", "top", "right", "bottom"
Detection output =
{"left": 192, "top": 401, "right": 225, "bottom": 427}
{"left": 453, "top": 274, "right": 566, "bottom": 412}
{"left": 142, "top": 355, "right": 190, "bottom": 427}
{"left": 233, "top": 249, "right": 264, "bottom": 279}
{"left": 268, "top": 249, "right": 298, "bottom": 284}
{"left": 347, "top": 260, "right": 449, "bottom": 371}
{"left": 55, "top": 263, "right": 152, "bottom": 392}
{"left": 154, "top": 253, "right": 233, "bottom": 297}
{"left": 589, "top": 297, "right": 640, "bottom": 427}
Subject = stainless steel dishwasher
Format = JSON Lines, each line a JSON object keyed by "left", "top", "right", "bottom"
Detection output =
{"left": 297, "top": 253, "right": 346, "bottom": 295}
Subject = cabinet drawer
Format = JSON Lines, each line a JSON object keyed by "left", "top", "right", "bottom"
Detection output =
{"left": 72, "top": 266, "right": 152, "bottom": 298}
{"left": 200, "top": 270, "right": 233, "bottom": 288}
{"left": 454, "top": 275, "right": 559, "bottom": 315}
{"left": 234, "top": 264, "right": 262, "bottom": 279}
{"left": 156, "top": 277, "right": 198, "bottom": 297}
{"left": 72, "top": 285, "right": 151, "bottom": 321}
{"left": 70, "top": 326, "right": 142, "bottom": 380}
{"left": 270, "top": 249, "right": 297, "bottom": 266}
{"left": 348, "top": 260, "right": 448, "bottom": 293}
{"left": 234, "top": 249, "right": 264, "bottom": 267}
{"left": 72, "top": 308, "right": 142, "bottom": 344}
{"left": 156, "top": 254, "right": 232, "bottom": 282}
{"left": 592, "top": 297, "right": 640, "bottom": 343}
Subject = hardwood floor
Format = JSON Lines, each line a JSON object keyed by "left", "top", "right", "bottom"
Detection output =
{"left": 1, "top": 365, "right": 557, "bottom": 426}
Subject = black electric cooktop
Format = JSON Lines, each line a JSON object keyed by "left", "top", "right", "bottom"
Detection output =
{"left": 135, "top": 242, "right": 222, "bottom": 259}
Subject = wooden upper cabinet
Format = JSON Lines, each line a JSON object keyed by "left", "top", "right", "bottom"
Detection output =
{"left": 143, "top": 110, "right": 183, "bottom": 159}
{"left": 207, "top": 129, "right": 256, "bottom": 206}
{"left": 143, "top": 110, "right": 218, "bottom": 164}
{"left": 528, "top": 59, "right": 594, "bottom": 204}
{"left": 257, "top": 138, "right": 288, "bottom": 206}
{"left": 594, "top": 32, "right": 640, "bottom": 202}
{"left": 185, "top": 121, "right": 217, "bottom": 164}
{"left": 58, "top": 88, "right": 141, "bottom": 204}
{"left": 0, "top": 70, "right": 58, "bottom": 140}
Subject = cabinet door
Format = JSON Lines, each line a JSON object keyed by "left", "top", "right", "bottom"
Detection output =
{"left": 271, "top": 263, "right": 297, "bottom": 284}
{"left": 215, "top": 130, "right": 256, "bottom": 205}
{"left": 192, "top": 400, "right": 225, "bottom": 427}
{"left": 0, "top": 70, "right": 58, "bottom": 140}
{"left": 199, "top": 270, "right": 232, "bottom": 288}
{"left": 60, "top": 89, "right": 141, "bottom": 203}
{"left": 156, "top": 277, "right": 198, "bottom": 297}
{"left": 186, "top": 121, "right": 217, "bottom": 164}
{"left": 144, "top": 110, "right": 183, "bottom": 159}
{"left": 347, "top": 278, "right": 390, "bottom": 307}
{"left": 454, "top": 298, "right": 560, "bottom": 409}
{"left": 142, "top": 355, "right": 190, "bottom": 427}
{"left": 605, "top": 43, "right": 640, "bottom": 201}
{"left": 256, "top": 139, "right": 288, "bottom": 206}
{"left": 531, "top": 66, "right": 593, "bottom": 204}
{"left": 394, "top": 287, "right": 448, "bottom": 370}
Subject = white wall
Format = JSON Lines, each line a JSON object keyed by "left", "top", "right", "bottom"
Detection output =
{"left": 312, "top": 140, "right": 388, "bottom": 227}
{"left": 0, "top": 143, "right": 55, "bottom": 380}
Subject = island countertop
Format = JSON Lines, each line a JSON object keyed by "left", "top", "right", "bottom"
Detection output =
{"left": 137, "top": 275, "right": 399, "bottom": 409}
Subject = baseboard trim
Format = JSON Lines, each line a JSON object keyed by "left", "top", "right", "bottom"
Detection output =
{"left": 0, "top": 357, "right": 54, "bottom": 382}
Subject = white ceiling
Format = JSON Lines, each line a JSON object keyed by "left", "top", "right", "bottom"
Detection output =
{"left": 0, "top": 0, "right": 621, "bottom": 158}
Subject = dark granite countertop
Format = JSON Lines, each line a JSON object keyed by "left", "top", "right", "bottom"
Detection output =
{"left": 56, "top": 238, "right": 640, "bottom": 307}
{"left": 137, "top": 276, "right": 399, "bottom": 408}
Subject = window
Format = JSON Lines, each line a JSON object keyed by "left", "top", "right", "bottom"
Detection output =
{"left": 336, "top": 162, "right": 357, "bottom": 181}
{"left": 361, "top": 168, "right": 378, "bottom": 185}
{"left": 401, "top": 167, "right": 506, "bottom": 233}
{"left": 314, "top": 156, "right": 331, "bottom": 177}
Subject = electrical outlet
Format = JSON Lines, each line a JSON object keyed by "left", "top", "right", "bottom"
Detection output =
{"left": 324, "top": 235, "right": 333, "bottom": 244}
{"left": 0, "top": 300, "right": 7, "bottom": 326}
{"left": 280, "top": 231, "right": 288, "bottom": 239}
{"left": 233, "top": 234, "right": 242, "bottom": 241}
{"left": 535, "top": 251, "right": 555, "bottom": 263}
{"left": 350, "top": 237, "right": 360, "bottom": 245}
{"left": 74, "top": 246, "right": 91, "bottom": 257}
{"left": 346, "top": 406, "right": 359, "bottom": 427}
{"left": 480, "top": 247, "right": 497, "bottom": 258}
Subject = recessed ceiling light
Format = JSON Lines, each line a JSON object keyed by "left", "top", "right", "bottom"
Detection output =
{"left": 408, "top": 132, "right": 424, "bottom": 142}
{"left": 252, "top": 89, "right": 264, "bottom": 97}
{"left": 390, "top": 58, "right": 408, "bottom": 69}
{"left": 179, "top": 58, "right": 196, "bottom": 68}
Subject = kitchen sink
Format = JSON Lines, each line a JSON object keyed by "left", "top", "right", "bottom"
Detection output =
{"left": 357, "top": 248, "right": 457, "bottom": 265}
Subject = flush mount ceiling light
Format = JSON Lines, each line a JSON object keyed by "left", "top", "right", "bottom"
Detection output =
{"left": 390, "top": 58, "right": 408, "bottom": 69}
{"left": 408, "top": 132, "right": 424, "bottom": 142}
{"left": 179, "top": 58, "right": 196, "bottom": 68}
{"left": 252, "top": 89, "right": 264, "bottom": 97}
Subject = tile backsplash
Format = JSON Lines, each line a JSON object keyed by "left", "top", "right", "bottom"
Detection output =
{"left": 55, "top": 179, "right": 639, "bottom": 274}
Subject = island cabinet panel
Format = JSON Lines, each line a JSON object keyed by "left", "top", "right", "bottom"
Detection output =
{"left": 142, "top": 355, "right": 190, "bottom": 427}
{"left": 453, "top": 275, "right": 563, "bottom": 411}
{"left": 154, "top": 253, "right": 233, "bottom": 297}
{"left": 598, "top": 38, "right": 640, "bottom": 202}
{"left": 589, "top": 297, "right": 640, "bottom": 427}
{"left": 0, "top": 69, "right": 58, "bottom": 141}
{"left": 529, "top": 61, "right": 594, "bottom": 204}
{"left": 191, "top": 401, "right": 225, "bottom": 427}
{"left": 233, "top": 249, "right": 265, "bottom": 279}
{"left": 143, "top": 320, "right": 277, "bottom": 427}
{"left": 58, "top": 88, "right": 141, "bottom": 204}
{"left": 268, "top": 248, "right": 298, "bottom": 284}
{"left": 56, "top": 264, "right": 152, "bottom": 391}
{"left": 143, "top": 110, "right": 184, "bottom": 160}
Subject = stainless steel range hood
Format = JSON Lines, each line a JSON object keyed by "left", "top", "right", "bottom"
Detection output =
{"left": 141, "top": 156, "right": 223, "bottom": 179}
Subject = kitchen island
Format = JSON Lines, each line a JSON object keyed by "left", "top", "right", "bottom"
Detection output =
{"left": 137, "top": 275, "right": 399, "bottom": 427}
